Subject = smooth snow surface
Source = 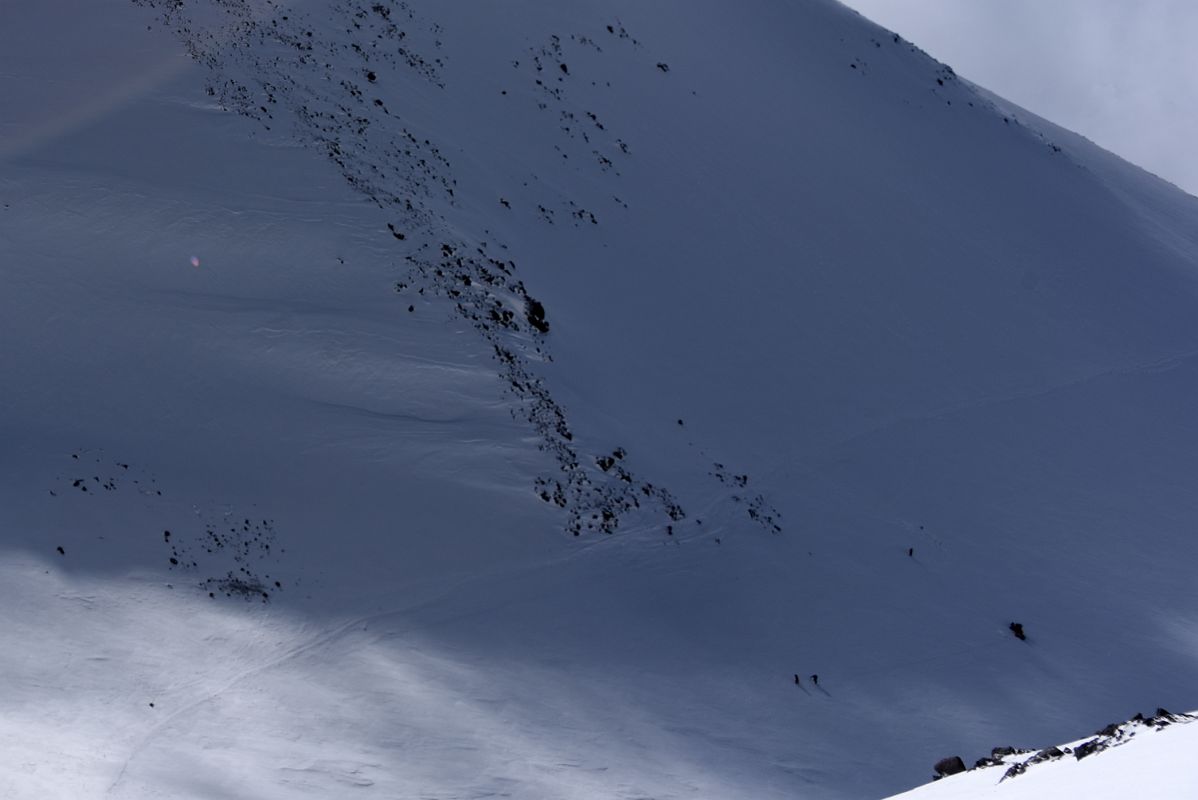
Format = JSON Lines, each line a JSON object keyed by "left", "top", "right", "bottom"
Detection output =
{"left": 3, "top": 1, "right": 1198, "bottom": 798}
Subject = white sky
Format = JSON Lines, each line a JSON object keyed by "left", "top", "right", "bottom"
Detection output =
{"left": 840, "top": 0, "right": 1198, "bottom": 197}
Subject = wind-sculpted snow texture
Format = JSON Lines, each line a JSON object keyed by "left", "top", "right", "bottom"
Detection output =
{"left": 4, "top": 0, "right": 1198, "bottom": 798}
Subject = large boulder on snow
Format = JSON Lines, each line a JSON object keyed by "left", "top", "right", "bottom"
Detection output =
{"left": 933, "top": 756, "right": 967, "bottom": 778}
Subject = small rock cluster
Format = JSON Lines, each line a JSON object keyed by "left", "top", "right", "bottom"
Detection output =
{"left": 933, "top": 708, "right": 1196, "bottom": 783}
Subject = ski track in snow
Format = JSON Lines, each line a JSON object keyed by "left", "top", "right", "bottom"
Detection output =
{"left": 102, "top": 564, "right": 510, "bottom": 796}
{"left": 814, "top": 344, "right": 1198, "bottom": 460}
{"left": 104, "top": 613, "right": 373, "bottom": 796}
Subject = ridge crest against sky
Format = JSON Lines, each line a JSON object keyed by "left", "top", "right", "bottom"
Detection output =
{"left": 841, "top": 0, "right": 1198, "bottom": 197}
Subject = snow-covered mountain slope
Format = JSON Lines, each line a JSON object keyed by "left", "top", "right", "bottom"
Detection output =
{"left": 884, "top": 709, "right": 1198, "bottom": 799}
{"left": 2, "top": 1, "right": 1197, "bottom": 798}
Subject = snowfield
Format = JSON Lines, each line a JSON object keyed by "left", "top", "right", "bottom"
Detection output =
{"left": 2, "top": 1, "right": 1197, "bottom": 798}
{"left": 885, "top": 710, "right": 1198, "bottom": 799}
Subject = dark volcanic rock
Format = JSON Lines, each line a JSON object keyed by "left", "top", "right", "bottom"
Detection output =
{"left": 525, "top": 296, "right": 549, "bottom": 333}
{"left": 933, "top": 756, "right": 966, "bottom": 778}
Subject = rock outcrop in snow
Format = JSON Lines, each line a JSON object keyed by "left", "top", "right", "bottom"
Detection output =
{"left": 891, "top": 709, "right": 1198, "bottom": 799}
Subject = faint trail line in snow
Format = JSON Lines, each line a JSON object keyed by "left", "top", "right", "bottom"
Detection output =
{"left": 103, "top": 609, "right": 399, "bottom": 796}
{"left": 308, "top": 398, "right": 471, "bottom": 426}
{"left": 811, "top": 345, "right": 1198, "bottom": 460}
{"left": 835, "top": 636, "right": 1002, "bottom": 686}
{"left": 101, "top": 554, "right": 584, "bottom": 797}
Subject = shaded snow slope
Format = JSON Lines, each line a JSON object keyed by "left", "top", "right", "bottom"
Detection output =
{"left": 2, "top": 1, "right": 1198, "bottom": 798}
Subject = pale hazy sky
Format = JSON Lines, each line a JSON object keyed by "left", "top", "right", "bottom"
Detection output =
{"left": 841, "top": 0, "right": 1198, "bottom": 197}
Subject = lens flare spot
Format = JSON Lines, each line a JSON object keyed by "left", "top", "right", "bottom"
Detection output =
{"left": 190, "top": 256, "right": 201, "bottom": 268}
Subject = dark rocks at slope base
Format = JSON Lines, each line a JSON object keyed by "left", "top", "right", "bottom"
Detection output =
{"left": 1000, "top": 746, "right": 1066, "bottom": 781}
{"left": 205, "top": 573, "right": 273, "bottom": 603}
{"left": 974, "top": 745, "right": 1031, "bottom": 770}
{"left": 1073, "top": 738, "right": 1105, "bottom": 760}
{"left": 989, "top": 708, "right": 1197, "bottom": 782}
{"left": 932, "top": 756, "right": 966, "bottom": 779}
{"left": 1011, "top": 746, "right": 1064, "bottom": 779}
{"left": 1145, "top": 708, "right": 1192, "bottom": 729}
{"left": 164, "top": 511, "right": 283, "bottom": 601}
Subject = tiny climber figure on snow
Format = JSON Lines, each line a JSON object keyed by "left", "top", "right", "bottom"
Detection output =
{"left": 810, "top": 674, "right": 819, "bottom": 686}
{"left": 1009, "top": 621, "right": 1026, "bottom": 641}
